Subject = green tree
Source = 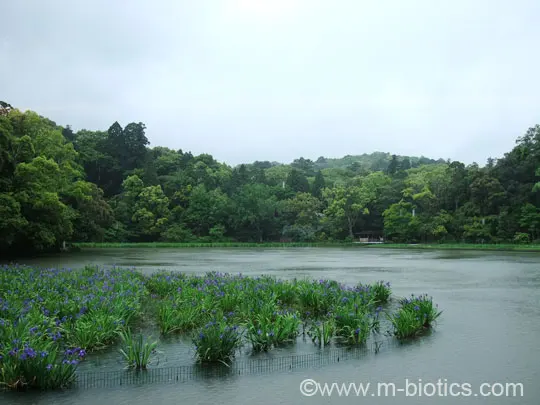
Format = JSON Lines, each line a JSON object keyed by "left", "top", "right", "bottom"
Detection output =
{"left": 283, "top": 193, "right": 321, "bottom": 227}
{"left": 234, "top": 184, "right": 280, "bottom": 242}
{"left": 519, "top": 203, "right": 540, "bottom": 240}
{"left": 182, "top": 185, "right": 232, "bottom": 238}
{"left": 286, "top": 168, "right": 310, "bottom": 193}
{"left": 311, "top": 171, "right": 326, "bottom": 198}
{"left": 0, "top": 109, "right": 97, "bottom": 253}
{"left": 323, "top": 186, "right": 370, "bottom": 238}
{"left": 282, "top": 193, "right": 322, "bottom": 241}
{"left": 382, "top": 201, "right": 419, "bottom": 242}
{"left": 117, "top": 175, "right": 170, "bottom": 241}
{"left": 71, "top": 183, "right": 114, "bottom": 242}
{"left": 387, "top": 154, "right": 399, "bottom": 175}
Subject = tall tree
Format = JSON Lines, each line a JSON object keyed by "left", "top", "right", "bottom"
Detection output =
{"left": 286, "top": 168, "right": 310, "bottom": 193}
{"left": 311, "top": 170, "right": 326, "bottom": 198}
{"left": 0, "top": 109, "right": 101, "bottom": 253}
{"left": 323, "top": 185, "right": 371, "bottom": 238}
{"left": 234, "top": 184, "right": 280, "bottom": 242}
{"left": 387, "top": 154, "right": 399, "bottom": 175}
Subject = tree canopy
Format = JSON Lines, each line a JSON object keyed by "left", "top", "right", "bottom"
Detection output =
{"left": 2, "top": 102, "right": 540, "bottom": 254}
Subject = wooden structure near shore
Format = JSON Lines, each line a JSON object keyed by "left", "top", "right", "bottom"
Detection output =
{"left": 355, "top": 231, "right": 384, "bottom": 243}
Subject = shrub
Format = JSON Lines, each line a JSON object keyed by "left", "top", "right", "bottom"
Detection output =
{"left": 513, "top": 232, "right": 530, "bottom": 244}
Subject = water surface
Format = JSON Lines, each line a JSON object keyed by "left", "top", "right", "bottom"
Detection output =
{"left": 3, "top": 248, "right": 540, "bottom": 404}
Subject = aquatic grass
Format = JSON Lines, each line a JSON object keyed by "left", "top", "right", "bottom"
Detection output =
{"left": 388, "top": 309, "right": 424, "bottom": 340}
{"left": 265, "top": 279, "right": 298, "bottom": 307}
{"left": 192, "top": 321, "right": 242, "bottom": 365}
{"left": 297, "top": 280, "right": 339, "bottom": 318}
{"left": 119, "top": 329, "right": 158, "bottom": 370}
{"left": 333, "top": 304, "right": 379, "bottom": 345}
{"left": 0, "top": 265, "right": 146, "bottom": 390}
{"left": 388, "top": 294, "right": 442, "bottom": 339}
{"left": 157, "top": 301, "right": 208, "bottom": 335}
{"left": 145, "top": 271, "right": 187, "bottom": 298}
{"left": 307, "top": 320, "right": 336, "bottom": 347}
{"left": 245, "top": 312, "right": 300, "bottom": 352}
{"left": 66, "top": 312, "right": 124, "bottom": 350}
{"left": 0, "top": 263, "right": 437, "bottom": 387}
{"left": 399, "top": 294, "right": 442, "bottom": 328}
{"left": 369, "top": 281, "right": 392, "bottom": 304}
{"left": 216, "top": 290, "right": 244, "bottom": 314}
{"left": 0, "top": 342, "right": 86, "bottom": 390}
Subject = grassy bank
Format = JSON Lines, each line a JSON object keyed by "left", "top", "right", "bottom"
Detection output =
{"left": 73, "top": 241, "right": 540, "bottom": 252}
{"left": 73, "top": 242, "right": 350, "bottom": 248}
{"left": 362, "top": 243, "right": 540, "bottom": 252}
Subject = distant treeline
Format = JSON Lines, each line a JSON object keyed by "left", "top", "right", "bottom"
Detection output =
{"left": 2, "top": 100, "right": 540, "bottom": 255}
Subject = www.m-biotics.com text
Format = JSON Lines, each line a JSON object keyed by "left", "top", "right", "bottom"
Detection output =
{"left": 299, "top": 378, "right": 524, "bottom": 398}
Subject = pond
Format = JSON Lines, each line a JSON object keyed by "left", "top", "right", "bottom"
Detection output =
{"left": 3, "top": 248, "right": 540, "bottom": 404}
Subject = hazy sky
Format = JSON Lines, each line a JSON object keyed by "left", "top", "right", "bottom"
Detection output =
{"left": 2, "top": 0, "right": 540, "bottom": 165}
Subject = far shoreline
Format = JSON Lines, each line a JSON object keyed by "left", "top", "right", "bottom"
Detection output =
{"left": 72, "top": 242, "right": 540, "bottom": 253}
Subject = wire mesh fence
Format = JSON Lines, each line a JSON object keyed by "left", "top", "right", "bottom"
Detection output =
{"left": 73, "top": 337, "right": 397, "bottom": 389}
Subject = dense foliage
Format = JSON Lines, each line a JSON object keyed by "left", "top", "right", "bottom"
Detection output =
{"left": 2, "top": 101, "right": 540, "bottom": 253}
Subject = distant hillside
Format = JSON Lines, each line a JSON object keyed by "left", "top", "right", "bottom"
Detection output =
{"left": 242, "top": 153, "right": 446, "bottom": 182}
{"left": 313, "top": 152, "right": 446, "bottom": 172}
{"left": 241, "top": 153, "right": 447, "bottom": 188}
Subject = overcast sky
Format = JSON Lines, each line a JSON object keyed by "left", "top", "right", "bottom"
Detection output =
{"left": 2, "top": 0, "right": 540, "bottom": 165}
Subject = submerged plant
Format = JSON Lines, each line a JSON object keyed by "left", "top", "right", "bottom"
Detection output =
{"left": 119, "top": 329, "right": 158, "bottom": 370}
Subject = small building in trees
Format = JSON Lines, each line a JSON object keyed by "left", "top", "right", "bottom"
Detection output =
{"left": 355, "top": 231, "right": 384, "bottom": 243}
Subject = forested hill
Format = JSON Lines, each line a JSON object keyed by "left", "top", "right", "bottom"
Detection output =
{"left": 312, "top": 153, "right": 446, "bottom": 172}
{"left": 2, "top": 101, "right": 540, "bottom": 255}
{"left": 244, "top": 153, "right": 446, "bottom": 174}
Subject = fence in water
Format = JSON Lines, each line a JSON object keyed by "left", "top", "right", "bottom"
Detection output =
{"left": 74, "top": 337, "right": 398, "bottom": 389}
